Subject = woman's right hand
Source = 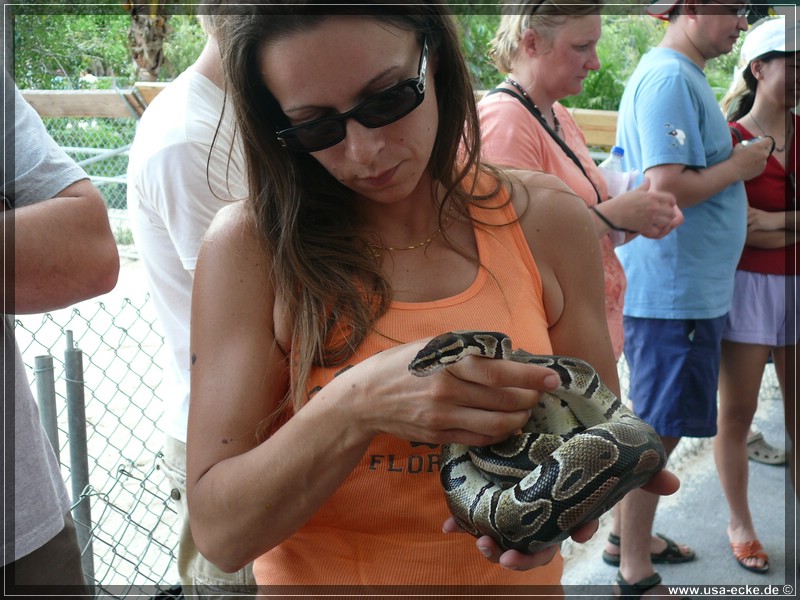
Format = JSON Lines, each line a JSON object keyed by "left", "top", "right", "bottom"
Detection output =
{"left": 352, "top": 339, "right": 561, "bottom": 448}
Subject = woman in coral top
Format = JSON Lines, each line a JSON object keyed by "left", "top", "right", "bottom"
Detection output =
{"left": 716, "top": 15, "right": 798, "bottom": 575}
{"left": 477, "top": 0, "right": 685, "bottom": 571}
{"left": 185, "top": 2, "right": 677, "bottom": 592}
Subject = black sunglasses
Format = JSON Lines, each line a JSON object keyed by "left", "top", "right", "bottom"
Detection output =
{"left": 276, "top": 37, "right": 428, "bottom": 153}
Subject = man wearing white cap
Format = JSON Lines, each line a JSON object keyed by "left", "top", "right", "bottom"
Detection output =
{"left": 610, "top": 1, "right": 773, "bottom": 596}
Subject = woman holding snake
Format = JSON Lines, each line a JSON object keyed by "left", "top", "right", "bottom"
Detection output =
{"left": 186, "top": 1, "right": 678, "bottom": 590}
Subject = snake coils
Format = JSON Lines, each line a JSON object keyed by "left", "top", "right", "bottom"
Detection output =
{"left": 409, "top": 331, "right": 666, "bottom": 554}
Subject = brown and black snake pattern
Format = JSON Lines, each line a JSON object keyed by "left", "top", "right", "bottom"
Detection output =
{"left": 409, "top": 331, "right": 666, "bottom": 554}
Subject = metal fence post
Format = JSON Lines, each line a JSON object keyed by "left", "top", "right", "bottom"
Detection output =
{"left": 33, "top": 354, "right": 58, "bottom": 462}
{"left": 64, "top": 330, "right": 95, "bottom": 592}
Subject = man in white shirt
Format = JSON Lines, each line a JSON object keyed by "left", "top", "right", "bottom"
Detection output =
{"left": 127, "top": 9, "right": 254, "bottom": 597}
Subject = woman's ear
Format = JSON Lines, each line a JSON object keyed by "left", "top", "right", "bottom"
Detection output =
{"left": 749, "top": 59, "right": 763, "bottom": 81}
{"left": 520, "top": 27, "right": 542, "bottom": 57}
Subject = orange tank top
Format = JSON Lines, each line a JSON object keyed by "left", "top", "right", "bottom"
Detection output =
{"left": 254, "top": 174, "right": 563, "bottom": 590}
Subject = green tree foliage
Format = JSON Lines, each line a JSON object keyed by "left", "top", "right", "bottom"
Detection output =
{"left": 13, "top": 13, "right": 204, "bottom": 89}
{"left": 456, "top": 13, "right": 503, "bottom": 90}
{"left": 14, "top": 11, "right": 744, "bottom": 110}
{"left": 14, "top": 14, "right": 134, "bottom": 89}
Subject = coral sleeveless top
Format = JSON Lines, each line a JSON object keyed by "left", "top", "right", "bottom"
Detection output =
{"left": 254, "top": 173, "right": 562, "bottom": 589}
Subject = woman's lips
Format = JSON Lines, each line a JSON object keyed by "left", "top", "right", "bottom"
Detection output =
{"left": 361, "top": 165, "right": 398, "bottom": 187}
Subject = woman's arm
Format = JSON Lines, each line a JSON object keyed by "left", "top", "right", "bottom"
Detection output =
{"left": 187, "top": 203, "right": 374, "bottom": 571}
{"left": 744, "top": 208, "right": 797, "bottom": 249}
{"left": 592, "top": 179, "right": 683, "bottom": 241}
{"left": 512, "top": 171, "right": 620, "bottom": 390}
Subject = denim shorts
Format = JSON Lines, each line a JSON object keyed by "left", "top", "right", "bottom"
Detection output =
{"left": 623, "top": 315, "right": 727, "bottom": 438}
{"left": 723, "top": 270, "right": 798, "bottom": 347}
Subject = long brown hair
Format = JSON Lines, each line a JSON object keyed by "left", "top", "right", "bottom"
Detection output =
{"left": 215, "top": 2, "right": 492, "bottom": 414}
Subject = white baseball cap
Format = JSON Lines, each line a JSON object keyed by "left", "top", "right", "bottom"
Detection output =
{"left": 741, "top": 15, "right": 798, "bottom": 65}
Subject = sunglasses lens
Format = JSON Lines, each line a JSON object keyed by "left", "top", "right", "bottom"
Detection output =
{"left": 284, "top": 119, "right": 345, "bottom": 153}
{"left": 279, "top": 83, "right": 421, "bottom": 152}
{"left": 355, "top": 83, "right": 421, "bottom": 127}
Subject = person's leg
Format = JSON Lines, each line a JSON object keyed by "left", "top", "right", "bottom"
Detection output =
{"left": 605, "top": 502, "right": 693, "bottom": 563}
{"left": 772, "top": 344, "right": 796, "bottom": 494}
{"left": 160, "top": 436, "right": 257, "bottom": 598}
{"left": 715, "top": 339, "right": 770, "bottom": 570}
{"left": 617, "top": 436, "right": 681, "bottom": 586}
{"left": 1, "top": 511, "right": 90, "bottom": 597}
{"left": 615, "top": 316, "right": 724, "bottom": 595}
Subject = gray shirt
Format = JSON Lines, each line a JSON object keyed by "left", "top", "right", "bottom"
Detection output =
{"left": 2, "top": 74, "right": 88, "bottom": 563}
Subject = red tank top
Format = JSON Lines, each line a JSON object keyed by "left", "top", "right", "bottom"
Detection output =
{"left": 730, "top": 119, "right": 798, "bottom": 275}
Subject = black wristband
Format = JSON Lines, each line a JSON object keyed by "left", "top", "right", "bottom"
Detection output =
{"left": 590, "top": 206, "right": 634, "bottom": 233}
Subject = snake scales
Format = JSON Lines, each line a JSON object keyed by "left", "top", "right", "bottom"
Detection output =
{"left": 408, "top": 331, "right": 666, "bottom": 554}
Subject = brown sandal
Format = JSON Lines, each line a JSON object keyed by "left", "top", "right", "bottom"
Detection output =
{"left": 730, "top": 540, "right": 769, "bottom": 574}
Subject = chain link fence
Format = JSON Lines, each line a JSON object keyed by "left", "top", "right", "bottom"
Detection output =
{"left": 43, "top": 115, "right": 138, "bottom": 256}
{"left": 44, "top": 116, "right": 136, "bottom": 210}
{"left": 14, "top": 290, "right": 181, "bottom": 597}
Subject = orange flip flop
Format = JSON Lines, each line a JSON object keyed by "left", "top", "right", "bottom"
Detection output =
{"left": 730, "top": 540, "right": 769, "bottom": 574}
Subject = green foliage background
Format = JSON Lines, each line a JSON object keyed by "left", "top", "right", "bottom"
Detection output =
{"left": 13, "top": 11, "right": 743, "bottom": 108}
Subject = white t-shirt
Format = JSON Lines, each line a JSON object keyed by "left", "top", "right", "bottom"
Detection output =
{"left": 127, "top": 69, "right": 246, "bottom": 443}
{"left": 3, "top": 78, "right": 85, "bottom": 563}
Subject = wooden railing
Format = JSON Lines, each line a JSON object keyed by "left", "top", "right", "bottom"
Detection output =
{"left": 20, "top": 83, "right": 168, "bottom": 119}
{"left": 21, "top": 84, "right": 618, "bottom": 148}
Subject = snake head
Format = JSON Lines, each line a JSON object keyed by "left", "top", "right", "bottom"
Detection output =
{"left": 408, "top": 331, "right": 513, "bottom": 376}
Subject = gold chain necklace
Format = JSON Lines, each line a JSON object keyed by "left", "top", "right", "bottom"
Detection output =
{"left": 366, "top": 226, "right": 442, "bottom": 256}
{"left": 750, "top": 112, "right": 788, "bottom": 153}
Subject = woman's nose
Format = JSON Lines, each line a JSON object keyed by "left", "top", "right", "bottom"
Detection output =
{"left": 343, "top": 119, "right": 385, "bottom": 164}
{"left": 587, "top": 49, "right": 601, "bottom": 71}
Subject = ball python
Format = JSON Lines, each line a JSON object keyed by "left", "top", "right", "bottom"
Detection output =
{"left": 408, "top": 331, "right": 666, "bottom": 554}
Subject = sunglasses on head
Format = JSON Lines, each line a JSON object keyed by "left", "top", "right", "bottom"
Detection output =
{"left": 276, "top": 37, "right": 428, "bottom": 153}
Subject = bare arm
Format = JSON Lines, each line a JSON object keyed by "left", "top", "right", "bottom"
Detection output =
{"left": 3, "top": 178, "right": 119, "bottom": 314}
{"left": 591, "top": 178, "right": 683, "bottom": 241}
{"left": 743, "top": 208, "right": 797, "bottom": 249}
{"left": 517, "top": 174, "right": 621, "bottom": 395}
{"left": 645, "top": 139, "right": 772, "bottom": 209}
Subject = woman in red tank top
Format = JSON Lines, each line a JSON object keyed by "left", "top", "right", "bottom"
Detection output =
{"left": 717, "top": 14, "right": 798, "bottom": 575}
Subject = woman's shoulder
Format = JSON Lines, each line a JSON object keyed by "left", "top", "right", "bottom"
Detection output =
{"left": 199, "top": 200, "right": 271, "bottom": 279}
{"left": 477, "top": 89, "right": 535, "bottom": 120}
{"left": 504, "top": 168, "right": 595, "bottom": 248}
{"left": 204, "top": 200, "right": 259, "bottom": 246}
{"left": 504, "top": 168, "right": 586, "bottom": 214}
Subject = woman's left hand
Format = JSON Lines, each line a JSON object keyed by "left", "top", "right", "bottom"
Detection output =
{"left": 442, "top": 467, "right": 680, "bottom": 570}
{"left": 442, "top": 517, "right": 598, "bottom": 569}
